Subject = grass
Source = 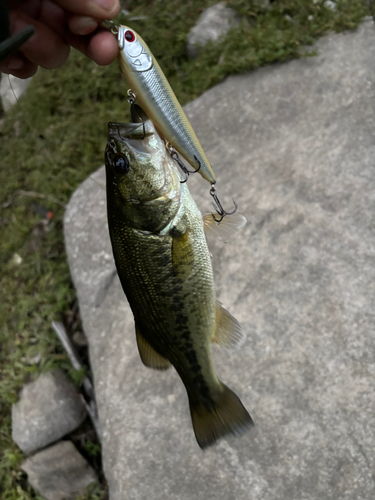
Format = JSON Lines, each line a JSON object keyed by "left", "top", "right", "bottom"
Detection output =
{"left": 0, "top": 0, "right": 370, "bottom": 498}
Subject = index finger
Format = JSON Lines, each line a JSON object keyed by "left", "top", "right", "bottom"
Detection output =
{"left": 53, "top": 0, "right": 120, "bottom": 20}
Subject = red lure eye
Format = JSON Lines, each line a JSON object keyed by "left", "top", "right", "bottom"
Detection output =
{"left": 125, "top": 30, "right": 135, "bottom": 42}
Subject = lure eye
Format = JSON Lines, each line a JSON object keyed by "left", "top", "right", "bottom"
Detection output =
{"left": 125, "top": 30, "right": 135, "bottom": 42}
{"left": 113, "top": 154, "right": 129, "bottom": 174}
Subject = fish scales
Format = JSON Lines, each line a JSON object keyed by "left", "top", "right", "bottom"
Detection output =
{"left": 105, "top": 119, "right": 253, "bottom": 448}
{"left": 108, "top": 188, "right": 217, "bottom": 390}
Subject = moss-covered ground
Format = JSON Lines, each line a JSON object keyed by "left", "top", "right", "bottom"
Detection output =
{"left": 0, "top": 1, "right": 370, "bottom": 498}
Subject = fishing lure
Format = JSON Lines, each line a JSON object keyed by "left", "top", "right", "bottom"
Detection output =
{"left": 102, "top": 20, "right": 240, "bottom": 222}
{"left": 113, "top": 23, "right": 216, "bottom": 185}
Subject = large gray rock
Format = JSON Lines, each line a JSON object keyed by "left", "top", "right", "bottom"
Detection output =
{"left": 12, "top": 370, "right": 86, "bottom": 454}
{"left": 21, "top": 440, "right": 97, "bottom": 500}
{"left": 64, "top": 19, "right": 375, "bottom": 500}
{"left": 186, "top": 3, "right": 240, "bottom": 57}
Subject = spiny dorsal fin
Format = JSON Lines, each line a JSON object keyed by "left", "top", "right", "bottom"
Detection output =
{"left": 135, "top": 325, "right": 171, "bottom": 370}
{"left": 212, "top": 302, "right": 246, "bottom": 349}
{"left": 203, "top": 212, "right": 247, "bottom": 243}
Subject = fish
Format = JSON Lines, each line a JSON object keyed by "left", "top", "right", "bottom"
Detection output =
{"left": 104, "top": 118, "right": 253, "bottom": 449}
{"left": 116, "top": 24, "right": 216, "bottom": 185}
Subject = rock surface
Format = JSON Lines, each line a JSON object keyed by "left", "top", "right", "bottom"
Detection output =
{"left": 0, "top": 73, "right": 32, "bottom": 112}
{"left": 64, "top": 19, "right": 375, "bottom": 500}
{"left": 21, "top": 440, "right": 97, "bottom": 500}
{"left": 12, "top": 369, "right": 86, "bottom": 454}
{"left": 186, "top": 3, "right": 240, "bottom": 57}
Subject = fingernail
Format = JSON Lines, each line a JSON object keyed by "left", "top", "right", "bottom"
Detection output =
{"left": 94, "top": 0, "right": 116, "bottom": 11}
{"left": 7, "top": 56, "right": 24, "bottom": 70}
{"left": 75, "top": 17, "right": 99, "bottom": 35}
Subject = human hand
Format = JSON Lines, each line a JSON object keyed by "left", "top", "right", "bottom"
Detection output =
{"left": 1, "top": 0, "right": 120, "bottom": 79}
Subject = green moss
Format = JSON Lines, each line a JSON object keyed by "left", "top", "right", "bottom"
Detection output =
{"left": 0, "top": 1, "right": 370, "bottom": 498}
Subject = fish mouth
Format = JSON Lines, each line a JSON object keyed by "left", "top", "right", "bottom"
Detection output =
{"left": 107, "top": 119, "right": 180, "bottom": 204}
{"left": 108, "top": 120, "right": 154, "bottom": 140}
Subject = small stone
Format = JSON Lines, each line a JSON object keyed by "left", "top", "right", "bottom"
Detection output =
{"left": 0, "top": 74, "right": 32, "bottom": 112}
{"left": 324, "top": 0, "right": 336, "bottom": 9}
{"left": 186, "top": 3, "right": 240, "bottom": 57}
{"left": 12, "top": 369, "right": 86, "bottom": 454}
{"left": 28, "top": 353, "right": 42, "bottom": 365}
{"left": 255, "top": 0, "right": 271, "bottom": 7}
{"left": 21, "top": 440, "right": 97, "bottom": 500}
{"left": 72, "top": 331, "right": 88, "bottom": 346}
{"left": 20, "top": 353, "right": 42, "bottom": 365}
{"left": 9, "top": 252, "right": 22, "bottom": 266}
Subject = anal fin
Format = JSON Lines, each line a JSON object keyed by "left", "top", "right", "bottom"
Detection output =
{"left": 212, "top": 302, "right": 246, "bottom": 349}
{"left": 136, "top": 325, "right": 171, "bottom": 370}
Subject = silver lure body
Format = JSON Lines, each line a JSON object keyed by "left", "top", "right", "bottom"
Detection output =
{"left": 117, "top": 25, "right": 216, "bottom": 184}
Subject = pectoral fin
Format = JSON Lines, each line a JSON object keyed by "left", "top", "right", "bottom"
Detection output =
{"left": 212, "top": 302, "right": 246, "bottom": 349}
{"left": 171, "top": 229, "right": 194, "bottom": 277}
{"left": 203, "top": 212, "right": 247, "bottom": 243}
{"left": 135, "top": 325, "right": 171, "bottom": 370}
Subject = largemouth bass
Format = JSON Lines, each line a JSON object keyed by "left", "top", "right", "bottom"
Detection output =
{"left": 105, "top": 119, "right": 253, "bottom": 449}
{"left": 116, "top": 24, "right": 216, "bottom": 185}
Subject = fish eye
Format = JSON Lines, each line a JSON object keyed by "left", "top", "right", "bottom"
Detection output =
{"left": 125, "top": 30, "right": 135, "bottom": 42}
{"left": 113, "top": 154, "right": 129, "bottom": 174}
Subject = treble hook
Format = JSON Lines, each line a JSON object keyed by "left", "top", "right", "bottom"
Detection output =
{"left": 116, "top": 126, "right": 126, "bottom": 142}
{"left": 166, "top": 143, "right": 201, "bottom": 183}
{"left": 127, "top": 90, "right": 146, "bottom": 139}
{"left": 209, "top": 184, "right": 238, "bottom": 223}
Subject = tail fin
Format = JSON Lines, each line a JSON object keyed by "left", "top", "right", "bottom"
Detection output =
{"left": 189, "top": 383, "right": 254, "bottom": 449}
